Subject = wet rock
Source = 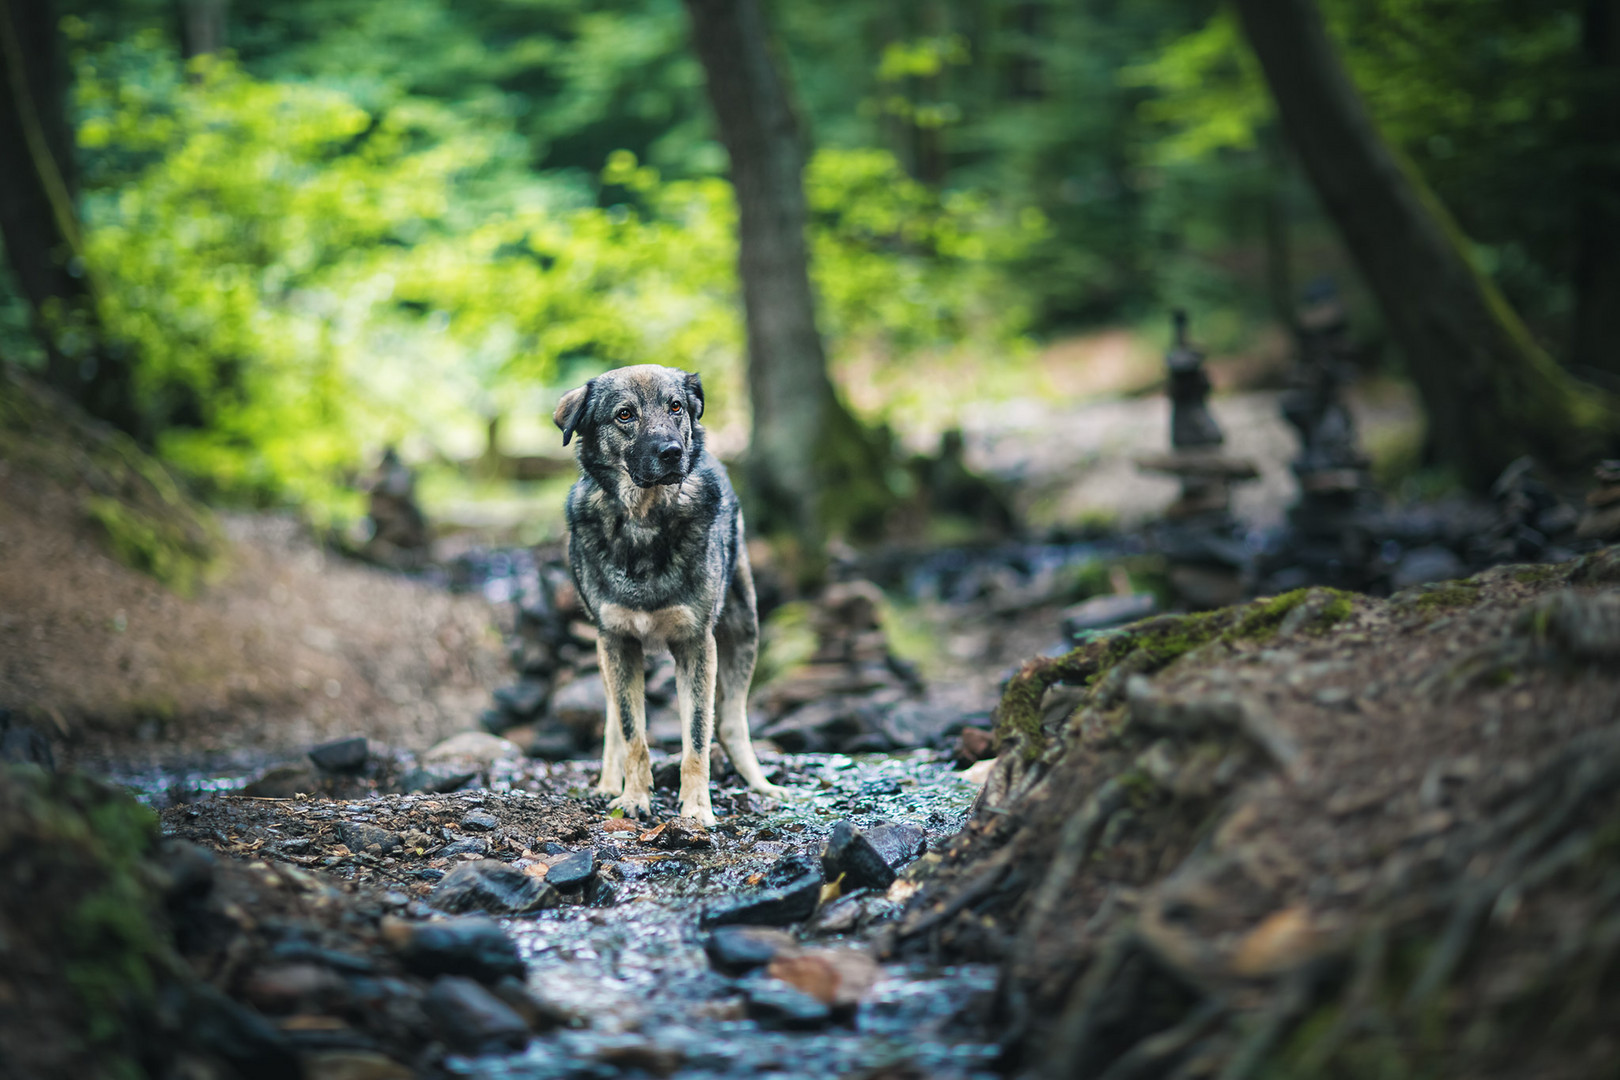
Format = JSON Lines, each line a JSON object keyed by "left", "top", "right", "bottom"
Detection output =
{"left": 424, "top": 976, "right": 531, "bottom": 1054}
{"left": 339, "top": 823, "right": 402, "bottom": 855}
{"left": 242, "top": 963, "right": 349, "bottom": 1014}
{"left": 1061, "top": 593, "right": 1159, "bottom": 635}
{"left": 545, "top": 849, "right": 595, "bottom": 890}
{"left": 388, "top": 916, "right": 525, "bottom": 982}
{"left": 268, "top": 941, "right": 377, "bottom": 974}
{"left": 1390, "top": 546, "right": 1466, "bottom": 590}
{"left": 309, "top": 737, "right": 369, "bottom": 774}
{"left": 864, "top": 822, "right": 926, "bottom": 871}
{"left": 704, "top": 926, "right": 799, "bottom": 974}
{"left": 1525, "top": 590, "right": 1620, "bottom": 661}
{"left": 952, "top": 727, "right": 995, "bottom": 768}
{"left": 423, "top": 732, "right": 521, "bottom": 766}
{"left": 181, "top": 983, "right": 304, "bottom": 1080}
{"left": 492, "top": 679, "right": 548, "bottom": 722}
{"left": 429, "top": 860, "right": 557, "bottom": 916}
{"left": 594, "top": 1038, "right": 685, "bottom": 1076}
{"left": 740, "top": 975, "right": 833, "bottom": 1029}
{"left": 459, "top": 809, "right": 499, "bottom": 832}
{"left": 642, "top": 816, "right": 713, "bottom": 850}
{"left": 822, "top": 821, "right": 896, "bottom": 891}
{"left": 241, "top": 763, "right": 321, "bottom": 798}
{"left": 439, "top": 837, "right": 490, "bottom": 858}
{"left": 396, "top": 766, "right": 477, "bottom": 794}
{"left": 701, "top": 853, "right": 823, "bottom": 929}
{"left": 489, "top": 976, "right": 575, "bottom": 1032}
{"left": 550, "top": 673, "right": 607, "bottom": 727}
{"left": 302, "top": 1050, "right": 415, "bottom": 1080}
{"left": 0, "top": 710, "right": 53, "bottom": 770}
{"left": 525, "top": 723, "right": 580, "bottom": 761}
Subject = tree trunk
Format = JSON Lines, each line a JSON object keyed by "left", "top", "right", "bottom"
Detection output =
{"left": 0, "top": 0, "right": 137, "bottom": 433}
{"left": 1232, "top": 0, "right": 1617, "bottom": 489}
{"left": 683, "top": 0, "right": 889, "bottom": 549}
{"left": 1572, "top": 0, "right": 1620, "bottom": 383}
{"left": 178, "top": 0, "right": 229, "bottom": 60}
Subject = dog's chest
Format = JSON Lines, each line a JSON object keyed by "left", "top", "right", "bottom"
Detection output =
{"left": 596, "top": 601, "right": 702, "bottom": 644}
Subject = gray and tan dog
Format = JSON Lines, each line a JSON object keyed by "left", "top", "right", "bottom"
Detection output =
{"left": 553, "top": 364, "right": 787, "bottom": 826}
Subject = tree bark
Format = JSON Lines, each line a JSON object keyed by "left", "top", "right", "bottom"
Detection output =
{"left": 0, "top": 0, "right": 137, "bottom": 433}
{"left": 1572, "top": 0, "right": 1620, "bottom": 383}
{"left": 178, "top": 0, "right": 229, "bottom": 60}
{"left": 1232, "top": 0, "right": 1617, "bottom": 488}
{"left": 683, "top": 0, "right": 888, "bottom": 548}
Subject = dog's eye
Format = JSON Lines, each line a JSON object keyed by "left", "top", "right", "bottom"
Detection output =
{"left": 669, "top": 400, "right": 682, "bottom": 414}
{"left": 615, "top": 408, "right": 634, "bottom": 423}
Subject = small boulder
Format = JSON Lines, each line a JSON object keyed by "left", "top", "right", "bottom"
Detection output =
{"left": 549, "top": 673, "right": 607, "bottom": 727}
{"left": 952, "top": 727, "right": 996, "bottom": 768}
{"left": 545, "top": 849, "right": 595, "bottom": 890}
{"left": 459, "top": 809, "right": 499, "bottom": 832}
{"left": 308, "top": 737, "right": 369, "bottom": 774}
{"left": 439, "top": 837, "right": 490, "bottom": 858}
{"left": 388, "top": 916, "right": 524, "bottom": 982}
{"left": 740, "top": 975, "right": 832, "bottom": 1030}
{"left": 492, "top": 679, "right": 548, "bottom": 722}
{"left": 396, "top": 766, "right": 478, "bottom": 794}
{"left": 423, "top": 976, "right": 531, "bottom": 1054}
{"left": 423, "top": 732, "right": 522, "bottom": 767}
{"left": 821, "top": 821, "right": 895, "bottom": 891}
{"left": 704, "top": 926, "right": 798, "bottom": 974}
{"left": 430, "top": 860, "right": 557, "bottom": 916}
{"left": 700, "top": 853, "right": 822, "bottom": 929}
{"left": 864, "top": 821, "right": 926, "bottom": 871}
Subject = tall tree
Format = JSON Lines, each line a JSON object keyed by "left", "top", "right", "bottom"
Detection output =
{"left": 0, "top": 0, "right": 135, "bottom": 432}
{"left": 682, "top": 0, "right": 888, "bottom": 549}
{"left": 1572, "top": 0, "right": 1620, "bottom": 382}
{"left": 178, "top": 0, "right": 229, "bottom": 59}
{"left": 1231, "top": 0, "right": 1618, "bottom": 488}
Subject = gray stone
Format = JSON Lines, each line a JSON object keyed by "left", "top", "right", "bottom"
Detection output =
{"left": 396, "top": 766, "right": 477, "bottom": 794}
{"left": 704, "top": 926, "right": 798, "bottom": 974}
{"left": 549, "top": 673, "right": 607, "bottom": 726}
{"left": 740, "top": 975, "right": 832, "bottom": 1030}
{"left": 821, "top": 821, "right": 894, "bottom": 891}
{"left": 864, "top": 821, "right": 926, "bottom": 871}
{"left": 1061, "top": 593, "right": 1159, "bottom": 635}
{"left": 493, "top": 679, "right": 548, "bottom": 721}
{"left": 545, "top": 849, "right": 595, "bottom": 890}
{"left": 424, "top": 976, "right": 531, "bottom": 1054}
{"left": 338, "top": 823, "right": 402, "bottom": 855}
{"left": 308, "top": 737, "right": 369, "bottom": 774}
{"left": 430, "top": 860, "right": 557, "bottom": 916}
{"left": 700, "top": 853, "right": 822, "bottom": 929}
{"left": 459, "top": 809, "right": 499, "bottom": 832}
{"left": 439, "top": 837, "right": 490, "bottom": 858}
{"left": 394, "top": 916, "right": 524, "bottom": 982}
{"left": 1391, "top": 546, "right": 1466, "bottom": 590}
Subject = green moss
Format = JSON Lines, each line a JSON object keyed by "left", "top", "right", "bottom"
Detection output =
{"left": 992, "top": 588, "right": 1354, "bottom": 760}
{"left": 1511, "top": 564, "right": 1563, "bottom": 585}
{"left": 1413, "top": 582, "right": 1481, "bottom": 612}
{"left": 84, "top": 495, "right": 217, "bottom": 596}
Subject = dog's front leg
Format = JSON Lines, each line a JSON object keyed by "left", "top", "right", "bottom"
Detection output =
{"left": 598, "top": 631, "right": 651, "bottom": 817}
{"left": 670, "top": 632, "right": 718, "bottom": 827}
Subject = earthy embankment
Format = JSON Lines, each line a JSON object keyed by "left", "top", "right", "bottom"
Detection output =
{"left": 888, "top": 550, "right": 1620, "bottom": 1079}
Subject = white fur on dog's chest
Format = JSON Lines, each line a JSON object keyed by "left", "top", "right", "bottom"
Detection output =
{"left": 597, "top": 601, "right": 701, "bottom": 643}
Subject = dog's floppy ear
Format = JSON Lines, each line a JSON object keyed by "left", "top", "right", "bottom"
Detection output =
{"left": 554, "top": 380, "right": 594, "bottom": 446}
{"left": 684, "top": 371, "right": 704, "bottom": 421}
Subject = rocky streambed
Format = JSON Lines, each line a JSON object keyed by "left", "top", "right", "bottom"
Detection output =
{"left": 27, "top": 747, "right": 1003, "bottom": 1079}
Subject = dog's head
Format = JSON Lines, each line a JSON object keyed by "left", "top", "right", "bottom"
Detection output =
{"left": 554, "top": 365, "right": 706, "bottom": 488}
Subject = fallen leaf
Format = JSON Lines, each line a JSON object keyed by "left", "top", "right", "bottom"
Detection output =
{"left": 638, "top": 822, "right": 668, "bottom": 843}
{"left": 820, "top": 873, "right": 845, "bottom": 905}
{"left": 522, "top": 863, "right": 549, "bottom": 880}
{"left": 602, "top": 819, "right": 640, "bottom": 833}
{"left": 767, "top": 949, "right": 882, "bottom": 1008}
{"left": 1231, "top": 906, "right": 1322, "bottom": 976}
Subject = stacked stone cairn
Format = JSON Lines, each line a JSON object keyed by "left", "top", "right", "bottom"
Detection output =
{"left": 1578, "top": 460, "right": 1620, "bottom": 544}
{"left": 1135, "top": 310, "right": 1260, "bottom": 608}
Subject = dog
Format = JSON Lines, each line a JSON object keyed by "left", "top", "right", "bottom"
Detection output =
{"left": 553, "top": 364, "right": 787, "bottom": 826}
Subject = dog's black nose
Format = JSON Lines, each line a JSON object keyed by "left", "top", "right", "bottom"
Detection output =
{"left": 657, "top": 441, "right": 683, "bottom": 466}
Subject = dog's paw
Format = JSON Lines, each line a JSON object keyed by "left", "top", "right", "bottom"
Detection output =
{"left": 751, "top": 782, "right": 791, "bottom": 801}
{"left": 608, "top": 791, "right": 652, "bottom": 819}
{"left": 593, "top": 779, "right": 623, "bottom": 798}
{"left": 680, "top": 802, "right": 717, "bottom": 829}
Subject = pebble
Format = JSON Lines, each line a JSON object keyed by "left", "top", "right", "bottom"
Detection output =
{"left": 863, "top": 822, "right": 926, "bottom": 870}
{"left": 423, "top": 731, "right": 521, "bottom": 766}
{"left": 438, "top": 838, "right": 490, "bottom": 858}
{"left": 460, "top": 809, "right": 500, "bottom": 832}
{"left": 424, "top": 976, "right": 532, "bottom": 1054}
{"left": 389, "top": 916, "right": 525, "bottom": 982}
{"left": 339, "top": 823, "right": 402, "bottom": 855}
{"left": 429, "top": 860, "right": 558, "bottom": 915}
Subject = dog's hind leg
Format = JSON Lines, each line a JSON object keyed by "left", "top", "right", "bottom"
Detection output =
{"left": 599, "top": 632, "right": 651, "bottom": 817}
{"left": 670, "top": 632, "right": 718, "bottom": 827}
{"left": 714, "top": 628, "right": 787, "bottom": 800}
